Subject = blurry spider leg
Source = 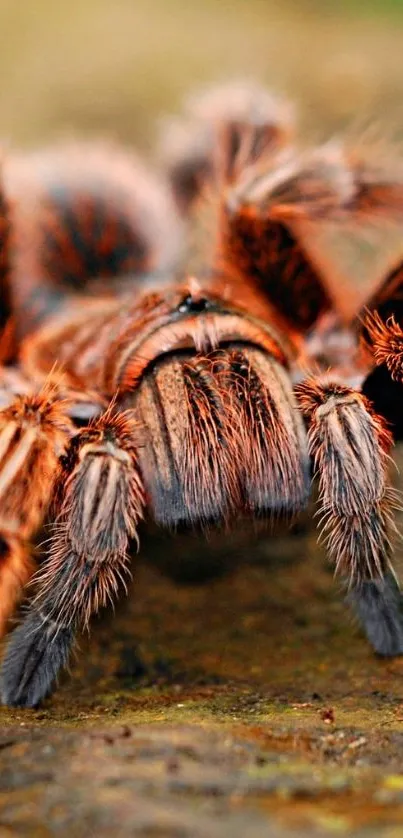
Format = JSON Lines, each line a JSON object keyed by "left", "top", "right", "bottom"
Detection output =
{"left": 0, "top": 365, "right": 76, "bottom": 638}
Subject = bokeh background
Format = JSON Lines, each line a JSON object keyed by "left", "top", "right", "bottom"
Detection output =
{"left": 2, "top": 0, "right": 403, "bottom": 154}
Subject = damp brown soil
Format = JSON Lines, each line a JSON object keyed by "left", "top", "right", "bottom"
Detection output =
{"left": 1, "top": 492, "right": 403, "bottom": 837}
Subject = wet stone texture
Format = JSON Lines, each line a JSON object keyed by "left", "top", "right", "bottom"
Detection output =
{"left": 2, "top": 473, "right": 403, "bottom": 836}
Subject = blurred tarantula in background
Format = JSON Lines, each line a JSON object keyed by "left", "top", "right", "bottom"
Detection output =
{"left": 0, "top": 81, "right": 403, "bottom": 707}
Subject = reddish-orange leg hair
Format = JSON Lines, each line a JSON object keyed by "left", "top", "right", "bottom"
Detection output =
{"left": 295, "top": 373, "right": 403, "bottom": 656}
{"left": 0, "top": 375, "right": 75, "bottom": 638}
{"left": 1, "top": 407, "right": 144, "bottom": 707}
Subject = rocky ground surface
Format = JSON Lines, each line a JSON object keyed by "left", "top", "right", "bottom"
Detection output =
{"left": 1, "top": 510, "right": 403, "bottom": 837}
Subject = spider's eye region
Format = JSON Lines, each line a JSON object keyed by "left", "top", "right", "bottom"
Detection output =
{"left": 177, "top": 294, "right": 212, "bottom": 314}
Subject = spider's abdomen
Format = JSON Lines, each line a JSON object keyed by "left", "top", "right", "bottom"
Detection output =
{"left": 133, "top": 343, "right": 309, "bottom": 527}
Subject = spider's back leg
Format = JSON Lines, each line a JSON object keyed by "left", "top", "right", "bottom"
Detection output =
{"left": 159, "top": 80, "right": 296, "bottom": 215}
{"left": 4, "top": 141, "right": 182, "bottom": 336}
{"left": 163, "top": 85, "right": 399, "bottom": 338}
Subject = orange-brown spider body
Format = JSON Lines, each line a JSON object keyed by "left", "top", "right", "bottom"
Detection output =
{"left": 2, "top": 84, "right": 403, "bottom": 707}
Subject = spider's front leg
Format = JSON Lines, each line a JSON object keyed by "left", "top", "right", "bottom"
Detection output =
{"left": 1, "top": 407, "right": 144, "bottom": 708}
{"left": 295, "top": 376, "right": 403, "bottom": 656}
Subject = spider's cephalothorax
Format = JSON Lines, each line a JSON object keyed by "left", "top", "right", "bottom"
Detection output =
{"left": 1, "top": 83, "right": 403, "bottom": 707}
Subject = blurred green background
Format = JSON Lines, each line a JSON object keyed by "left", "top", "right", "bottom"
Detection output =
{"left": 1, "top": 0, "right": 403, "bottom": 151}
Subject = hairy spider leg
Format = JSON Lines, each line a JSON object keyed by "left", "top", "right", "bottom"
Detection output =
{"left": 295, "top": 375, "right": 403, "bottom": 655}
{"left": 1, "top": 407, "right": 144, "bottom": 707}
{"left": 0, "top": 379, "right": 74, "bottom": 636}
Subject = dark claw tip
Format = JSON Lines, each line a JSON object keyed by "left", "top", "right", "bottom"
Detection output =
{"left": 1, "top": 611, "right": 74, "bottom": 708}
{"left": 348, "top": 575, "right": 403, "bottom": 658}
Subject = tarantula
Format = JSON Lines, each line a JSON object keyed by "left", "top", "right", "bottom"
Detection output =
{"left": 0, "top": 81, "right": 403, "bottom": 708}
